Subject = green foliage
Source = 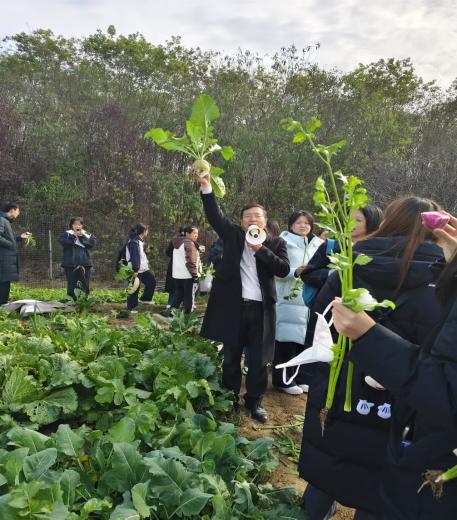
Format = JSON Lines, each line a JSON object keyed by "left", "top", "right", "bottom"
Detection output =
{"left": 0, "top": 310, "right": 306, "bottom": 518}
{"left": 145, "top": 94, "right": 234, "bottom": 198}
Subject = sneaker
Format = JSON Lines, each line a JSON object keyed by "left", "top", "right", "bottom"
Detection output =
{"left": 140, "top": 300, "right": 154, "bottom": 305}
{"left": 276, "top": 385, "right": 303, "bottom": 395}
{"left": 129, "top": 309, "right": 139, "bottom": 314}
{"left": 298, "top": 384, "right": 309, "bottom": 393}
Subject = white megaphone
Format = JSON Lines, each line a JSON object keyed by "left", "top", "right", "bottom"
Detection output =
{"left": 246, "top": 225, "right": 266, "bottom": 246}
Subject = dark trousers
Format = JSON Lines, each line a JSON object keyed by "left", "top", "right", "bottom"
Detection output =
{"left": 64, "top": 266, "right": 91, "bottom": 300}
{"left": 171, "top": 278, "right": 198, "bottom": 314}
{"left": 0, "top": 281, "right": 11, "bottom": 305}
{"left": 222, "top": 300, "right": 267, "bottom": 407}
{"left": 272, "top": 341, "right": 310, "bottom": 387}
{"left": 127, "top": 270, "right": 156, "bottom": 310}
{"left": 303, "top": 485, "right": 377, "bottom": 520}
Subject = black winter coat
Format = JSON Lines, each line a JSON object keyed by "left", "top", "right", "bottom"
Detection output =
{"left": 299, "top": 237, "right": 444, "bottom": 515}
{"left": 200, "top": 192, "right": 290, "bottom": 364}
{"left": 58, "top": 231, "right": 96, "bottom": 268}
{"left": 0, "top": 212, "right": 20, "bottom": 283}
{"left": 350, "top": 295, "right": 457, "bottom": 519}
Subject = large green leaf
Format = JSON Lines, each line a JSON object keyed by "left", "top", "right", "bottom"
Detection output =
{"left": 55, "top": 424, "right": 84, "bottom": 457}
{"left": 211, "top": 176, "right": 226, "bottom": 199}
{"left": 7, "top": 427, "right": 51, "bottom": 453}
{"left": 60, "top": 469, "right": 80, "bottom": 508}
{"left": 172, "top": 488, "right": 212, "bottom": 516}
{"left": 220, "top": 146, "right": 234, "bottom": 160}
{"left": 108, "top": 417, "right": 136, "bottom": 443}
{"left": 190, "top": 94, "right": 220, "bottom": 128}
{"left": 22, "top": 447, "right": 57, "bottom": 481}
{"left": 146, "top": 458, "right": 190, "bottom": 507}
{"left": 0, "top": 368, "right": 41, "bottom": 411}
{"left": 0, "top": 494, "right": 17, "bottom": 520}
{"left": 131, "top": 481, "right": 150, "bottom": 518}
{"left": 3, "top": 448, "right": 29, "bottom": 485}
{"left": 24, "top": 387, "right": 78, "bottom": 425}
{"left": 102, "top": 443, "right": 147, "bottom": 492}
{"left": 110, "top": 492, "right": 140, "bottom": 520}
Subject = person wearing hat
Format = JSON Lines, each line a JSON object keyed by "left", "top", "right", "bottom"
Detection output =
{"left": 125, "top": 223, "right": 156, "bottom": 313}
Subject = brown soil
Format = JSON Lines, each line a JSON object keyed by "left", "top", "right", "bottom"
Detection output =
{"left": 239, "top": 380, "right": 355, "bottom": 520}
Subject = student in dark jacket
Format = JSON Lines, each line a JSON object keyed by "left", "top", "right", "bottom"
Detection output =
{"left": 125, "top": 223, "right": 156, "bottom": 312}
{"left": 0, "top": 203, "right": 31, "bottom": 304}
{"left": 302, "top": 205, "right": 383, "bottom": 291}
{"left": 58, "top": 217, "right": 96, "bottom": 300}
{"left": 196, "top": 172, "right": 290, "bottom": 423}
{"left": 299, "top": 196, "right": 445, "bottom": 520}
{"left": 331, "top": 210, "right": 457, "bottom": 520}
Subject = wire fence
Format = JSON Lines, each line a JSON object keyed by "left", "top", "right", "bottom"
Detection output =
{"left": 14, "top": 200, "right": 217, "bottom": 289}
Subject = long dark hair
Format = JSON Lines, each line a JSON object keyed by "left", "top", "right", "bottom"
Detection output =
{"left": 369, "top": 196, "right": 440, "bottom": 290}
{"left": 360, "top": 205, "right": 383, "bottom": 234}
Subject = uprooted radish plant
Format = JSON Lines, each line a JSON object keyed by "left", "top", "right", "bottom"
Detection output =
{"left": 145, "top": 94, "right": 234, "bottom": 198}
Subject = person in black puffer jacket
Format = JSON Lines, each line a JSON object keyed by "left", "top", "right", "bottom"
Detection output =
{"left": 298, "top": 196, "right": 445, "bottom": 520}
{"left": 331, "top": 210, "right": 457, "bottom": 520}
{"left": 58, "top": 216, "right": 96, "bottom": 300}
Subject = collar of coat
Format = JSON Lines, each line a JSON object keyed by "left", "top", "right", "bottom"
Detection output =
{"left": 280, "top": 230, "right": 317, "bottom": 248}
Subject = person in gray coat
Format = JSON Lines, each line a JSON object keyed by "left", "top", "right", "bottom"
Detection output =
{"left": 0, "top": 203, "right": 31, "bottom": 304}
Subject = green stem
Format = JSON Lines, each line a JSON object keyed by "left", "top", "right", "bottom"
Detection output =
{"left": 344, "top": 358, "right": 354, "bottom": 412}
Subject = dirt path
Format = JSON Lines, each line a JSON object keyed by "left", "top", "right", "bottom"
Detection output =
{"left": 239, "top": 380, "right": 355, "bottom": 520}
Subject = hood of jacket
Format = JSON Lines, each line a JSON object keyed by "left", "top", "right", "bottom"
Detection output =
{"left": 353, "top": 236, "right": 443, "bottom": 294}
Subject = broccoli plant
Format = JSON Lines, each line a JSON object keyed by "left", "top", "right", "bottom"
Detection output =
{"left": 282, "top": 117, "right": 394, "bottom": 424}
{"left": 145, "top": 94, "right": 234, "bottom": 198}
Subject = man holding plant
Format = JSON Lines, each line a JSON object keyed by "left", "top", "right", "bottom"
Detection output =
{"left": 0, "top": 203, "right": 32, "bottom": 305}
{"left": 196, "top": 173, "right": 290, "bottom": 423}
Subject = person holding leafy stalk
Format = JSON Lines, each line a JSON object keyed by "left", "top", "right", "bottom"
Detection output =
{"left": 329, "top": 210, "right": 457, "bottom": 520}
{"left": 0, "top": 203, "right": 32, "bottom": 304}
{"left": 58, "top": 217, "right": 96, "bottom": 301}
{"left": 124, "top": 223, "right": 156, "bottom": 313}
{"left": 299, "top": 196, "right": 445, "bottom": 520}
{"left": 196, "top": 173, "right": 289, "bottom": 423}
{"left": 273, "top": 210, "right": 324, "bottom": 395}
{"left": 144, "top": 94, "right": 289, "bottom": 421}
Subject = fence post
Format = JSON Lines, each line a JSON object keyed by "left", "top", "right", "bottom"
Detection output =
{"left": 48, "top": 229, "right": 53, "bottom": 280}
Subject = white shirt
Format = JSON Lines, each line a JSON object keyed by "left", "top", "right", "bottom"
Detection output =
{"left": 240, "top": 242, "right": 263, "bottom": 301}
{"left": 138, "top": 240, "right": 149, "bottom": 273}
{"left": 201, "top": 184, "right": 262, "bottom": 302}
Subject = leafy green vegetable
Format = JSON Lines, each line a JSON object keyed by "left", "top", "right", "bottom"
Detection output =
{"left": 145, "top": 94, "right": 234, "bottom": 198}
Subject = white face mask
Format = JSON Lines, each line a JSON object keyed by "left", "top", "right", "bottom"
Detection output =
{"left": 275, "top": 303, "right": 335, "bottom": 386}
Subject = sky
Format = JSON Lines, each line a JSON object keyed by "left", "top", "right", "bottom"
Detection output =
{"left": 1, "top": 0, "right": 456, "bottom": 88}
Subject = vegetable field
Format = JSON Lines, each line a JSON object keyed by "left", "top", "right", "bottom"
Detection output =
{"left": 0, "top": 304, "right": 309, "bottom": 519}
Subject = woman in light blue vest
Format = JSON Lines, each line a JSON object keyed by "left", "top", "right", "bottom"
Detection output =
{"left": 273, "top": 211, "right": 324, "bottom": 395}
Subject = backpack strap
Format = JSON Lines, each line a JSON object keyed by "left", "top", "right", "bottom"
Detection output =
{"left": 326, "top": 239, "right": 336, "bottom": 256}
